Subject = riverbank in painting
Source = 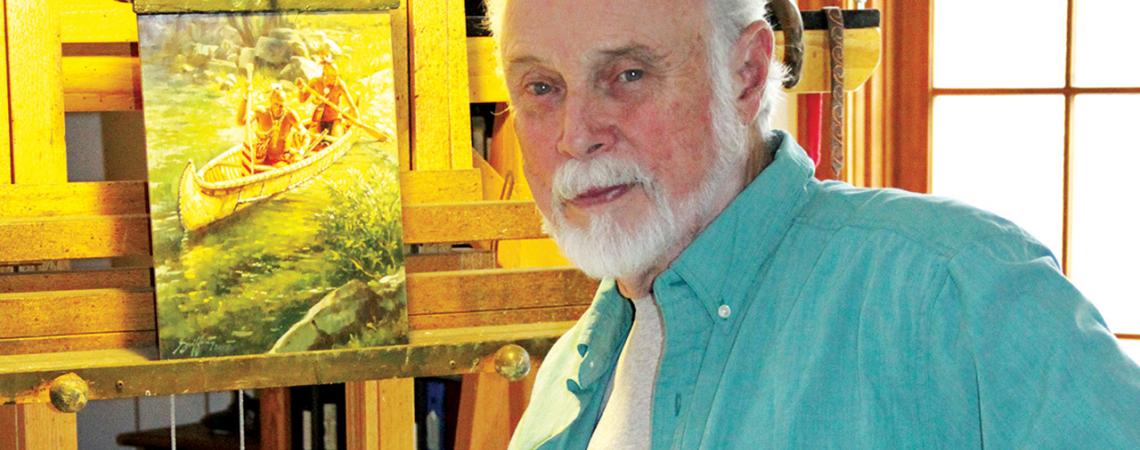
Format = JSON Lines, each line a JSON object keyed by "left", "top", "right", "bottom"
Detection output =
{"left": 139, "top": 12, "right": 407, "bottom": 358}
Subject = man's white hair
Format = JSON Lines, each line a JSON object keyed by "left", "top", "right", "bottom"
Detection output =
{"left": 484, "top": 0, "right": 785, "bottom": 144}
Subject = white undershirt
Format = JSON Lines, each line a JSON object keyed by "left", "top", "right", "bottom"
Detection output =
{"left": 587, "top": 295, "right": 665, "bottom": 450}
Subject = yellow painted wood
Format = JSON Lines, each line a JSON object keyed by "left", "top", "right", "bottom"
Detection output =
{"left": 406, "top": 250, "right": 497, "bottom": 272}
{"left": 7, "top": 0, "right": 67, "bottom": 184}
{"left": 402, "top": 169, "right": 482, "bottom": 203}
{"left": 346, "top": 379, "right": 415, "bottom": 450}
{"left": 467, "top": 37, "right": 507, "bottom": 103}
{"left": 446, "top": 0, "right": 473, "bottom": 170}
{"left": 61, "top": 55, "right": 139, "bottom": 111}
{"left": 60, "top": 0, "right": 137, "bottom": 43}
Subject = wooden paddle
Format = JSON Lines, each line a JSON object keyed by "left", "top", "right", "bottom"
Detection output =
{"left": 299, "top": 82, "right": 390, "bottom": 142}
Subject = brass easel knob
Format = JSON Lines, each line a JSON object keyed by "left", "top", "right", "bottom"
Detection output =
{"left": 493, "top": 344, "right": 531, "bottom": 381}
{"left": 49, "top": 373, "right": 89, "bottom": 413}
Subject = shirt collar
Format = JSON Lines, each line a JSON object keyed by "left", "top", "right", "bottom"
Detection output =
{"left": 571, "top": 278, "right": 633, "bottom": 393}
{"left": 665, "top": 130, "right": 816, "bottom": 319}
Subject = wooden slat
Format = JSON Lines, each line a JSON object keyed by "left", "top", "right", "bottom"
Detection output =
{"left": 345, "top": 379, "right": 415, "bottom": 450}
{"left": 467, "top": 37, "right": 506, "bottom": 103}
{"left": 407, "top": 267, "right": 592, "bottom": 315}
{"left": 403, "top": 200, "right": 544, "bottom": 244}
{"left": 0, "top": 215, "right": 152, "bottom": 263}
{"left": 392, "top": 2, "right": 412, "bottom": 171}
{"left": 455, "top": 372, "right": 511, "bottom": 450}
{"left": 406, "top": 250, "right": 497, "bottom": 272}
{"left": 0, "top": 181, "right": 146, "bottom": 218}
{"left": 0, "top": 171, "right": 480, "bottom": 219}
{"left": 60, "top": 0, "right": 137, "bottom": 43}
{"left": 445, "top": 0, "right": 473, "bottom": 170}
{"left": 0, "top": 331, "right": 154, "bottom": 356}
{"left": 409, "top": 305, "right": 588, "bottom": 330}
{"left": 258, "top": 388, "right": 291, "bottom": 450}
{"left": 0, "top": 404, "right": 77, "bottom": 450}
{"left": 402, "top": 169, "right": 482, "bottom": 203}
{"left": 0, "top": 289, "right": 155, "bottom": 339}
{"left": 0, "top": 268, "right": 151, "bottom": 293}
{"left": 7, "top": 0, "right": 66, "bottom": 183}
{"left": 0, "top": 200, "right": 542, "bottom": 263}
{"left": 410, "top": 0, "right": 453, "bottom": 170}
{"left": 62, "top": 55, "right": 140, "bottom": 111}
{"left": 0, "top": 0, "right": 10, "bottom": 185}
{"left": 0, "top": 323, "right": 569, "bottom": 403}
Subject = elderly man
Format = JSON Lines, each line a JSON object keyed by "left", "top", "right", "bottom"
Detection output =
{"left": 486, "top": 0, "right": 1140, "bottom": 448}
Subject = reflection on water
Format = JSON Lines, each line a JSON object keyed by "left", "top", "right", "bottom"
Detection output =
{"left": 140, "top": 15, "right": 405, "bottom": 358}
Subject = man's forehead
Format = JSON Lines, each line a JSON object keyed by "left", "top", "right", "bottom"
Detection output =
{"left": 500, "top": 0, "right": 706, "bottom": 67}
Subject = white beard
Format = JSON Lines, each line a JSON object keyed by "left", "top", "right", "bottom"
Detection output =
{"left": 542, "top": 98, "right": 749, "bottom": 280}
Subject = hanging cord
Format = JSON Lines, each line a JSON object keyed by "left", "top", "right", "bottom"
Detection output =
{"left": 238, "top": 390, "right": 246, "bottom": 450}
{"left": 824, "top": 6, "right": 847, "bottom": 179}
{"left": 169, "top": 395, "right": 177, "bottom": 450}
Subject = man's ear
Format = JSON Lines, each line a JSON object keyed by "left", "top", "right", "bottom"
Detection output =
{"left": 731, "top": 20, "right": 775, "bottom": 123}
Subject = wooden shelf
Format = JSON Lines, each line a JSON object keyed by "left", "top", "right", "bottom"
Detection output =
{"left": 0, "top": 321, "right": 573, "bottom": 405}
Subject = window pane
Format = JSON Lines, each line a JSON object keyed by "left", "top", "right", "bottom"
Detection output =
{"left": 1073, "top": 1, "right": 1140, "bottom": 87}
{"left": 1070, "top": 95, "right": 1140, "bottom": 333}
{"left": 931, "top": 95, "right": 1065, "bottom": 256}
{"left": 933, "top": 0, "right": 1067, "bottom": 88}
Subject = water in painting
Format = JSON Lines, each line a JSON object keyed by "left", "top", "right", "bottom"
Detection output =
{"left": 138, "top": 11, "right": 407, "bottom": 358}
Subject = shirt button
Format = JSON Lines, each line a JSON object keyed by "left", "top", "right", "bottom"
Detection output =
{"left": 718, "top": 304, "right": 732, "bottom": 319}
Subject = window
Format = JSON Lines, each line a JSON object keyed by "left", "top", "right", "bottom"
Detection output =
{"left": 924, "top": 0, "right": 1139, "bottom": 337}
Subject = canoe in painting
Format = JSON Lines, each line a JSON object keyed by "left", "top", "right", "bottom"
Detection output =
{"left": 177, "top": 128, "right": 358, "bottom": 231}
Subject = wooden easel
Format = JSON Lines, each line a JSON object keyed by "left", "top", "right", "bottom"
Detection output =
{"left": 0, "top": 1, "right": 881, "bottom": 448}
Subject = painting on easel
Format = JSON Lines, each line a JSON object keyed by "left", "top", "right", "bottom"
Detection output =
{"left": 137, "top": 10, "right": 407, "bottom": 359}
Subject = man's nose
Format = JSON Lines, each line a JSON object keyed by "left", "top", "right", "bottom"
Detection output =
{"left": 556, "top": 91, "right": 614, "bottom": 159}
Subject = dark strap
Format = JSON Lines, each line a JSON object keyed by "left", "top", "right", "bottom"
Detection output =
{"left": 824, "top": 6, "right": 845, "bottom": 180}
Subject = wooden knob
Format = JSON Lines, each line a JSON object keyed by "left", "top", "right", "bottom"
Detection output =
{"left": 49, "top": 373, "right": 89, "bottom": 413}
{"left": 493, "top": 344, "right": 531, "bottom": 381}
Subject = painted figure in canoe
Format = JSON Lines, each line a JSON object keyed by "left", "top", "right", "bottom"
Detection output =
{"left": 297, "top": 59, "right": 359, "bottom": 138}
{"left": 237, "top": 81, "right": 307, "bottom": 173}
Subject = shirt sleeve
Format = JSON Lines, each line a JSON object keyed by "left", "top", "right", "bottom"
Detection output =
{"left": 943, "top": 234, "right": 1140, "bottom": 448}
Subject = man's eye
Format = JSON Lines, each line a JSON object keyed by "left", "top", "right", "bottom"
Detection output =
{"left": 618, "top": 69, "right": 644, "bottom": 83}
{"left": 526, "top": 82, "right": 554, "bottom": 96}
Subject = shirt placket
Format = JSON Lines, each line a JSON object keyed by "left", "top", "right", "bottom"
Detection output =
{"left": 651, "top": 272, "right": 714, "bottom": 450}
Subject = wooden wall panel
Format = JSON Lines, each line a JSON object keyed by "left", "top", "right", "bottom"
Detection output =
{"left": 6, "top": 0, "right": 66, "bottom": 184}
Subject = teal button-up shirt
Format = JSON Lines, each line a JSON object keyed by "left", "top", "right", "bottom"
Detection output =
{"left": 509, "top": 131, "right": 1140, "bottom": 449}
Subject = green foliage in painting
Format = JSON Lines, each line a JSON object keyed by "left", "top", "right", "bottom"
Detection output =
{"left": 316, "top": 164, "right": 405, "bottom": 287}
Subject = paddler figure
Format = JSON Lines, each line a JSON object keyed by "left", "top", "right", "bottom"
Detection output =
{"left": 297, "top": 59, "right": 359, "bottom": 138}
{"left": 237, "top": 82, "right": 305, "bottom": 173}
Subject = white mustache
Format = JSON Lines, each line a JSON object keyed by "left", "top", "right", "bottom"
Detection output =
{"left": 552, "top": 155, "right": 653, "bottom": 202}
